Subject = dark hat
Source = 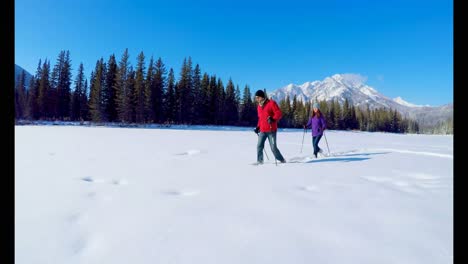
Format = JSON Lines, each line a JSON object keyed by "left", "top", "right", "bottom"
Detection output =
{"left": 255, "top": 90, "right": 265, "bottom": 98}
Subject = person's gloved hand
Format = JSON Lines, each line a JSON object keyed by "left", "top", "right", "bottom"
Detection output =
{"left": 254, "top": 126, "right": 260, "bottom": 134}
{"left": 267, "top": 116, "right": 275, "bottom": 124}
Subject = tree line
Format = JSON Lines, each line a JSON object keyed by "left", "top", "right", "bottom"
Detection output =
{"left": 15, "top": 49, "right": 419, "bottom": 133}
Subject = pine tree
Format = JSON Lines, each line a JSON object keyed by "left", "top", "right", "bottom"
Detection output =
{"left": 49, "top": 50, "right": 72, "bottom": 120}
{"left": 50, "top": 53, "right": 62, "bottom": 119}
{"left": 303, "top": 100, "right": 312, "bottom": 126}
{"left": 37, "top": 59, "right": 51, "bottom": 119}
{"left": 88, "top": 59, "right": 106, "bottom": 122}
{"left": 185, "top": 57, "right": 194, "bottom": 122}
{"left": 115, "top": 49, "right": 131, "bottom": 122}
{"left": 278, "top": 95, "right": 292, "bottom": 127}
{"left": 25, "top": 76, "right": 36, "bottom": 119}
{"left": 350, "top": 105, "right": 358, "bottom": 129}
{"left": 208, "top": 75, "right": 218, "bottom": 124}
{"left": 164, "top": 68, "right": 176, "bottom": 123}
{"left": 390, "top": 109, "right": 400, "bottom": 133}
{"left": 56, "top": 50, "right": 72, "bottom": 119}
{"left": 240, "top": 85, "right": 254, "bottom": 126}
{"left": 28, "top": 60, "right": 42, "bottom": 120}
{"left": 216, "top": 78, "right": 225, "bottom": 125}
{"left": 152, "top": 57, "right": 166, "bottom": 123}
{"left": 290, "top": 95, "right": 298, "bottom": 127}
{"left": 199, "top": 73, "right": 210, "bottom": 124}
{"left": 224, "top": 78, "right": 238, "bottom": 125}
{"left": 235, "top": 85, "right": 241, "bottom": 124}
{"left": 15, "top": 70, "right": 28, "bottom": 119}
{"left": 62, "top": 51, "right": 72, "bottom": 119}
{"left": 144, "top": 56, "right": 155, "bottom": 122}
{"left": 333, "top": 99, "right": 342, "bottom": 129}
{"left": 191, "top": 64, "right": 202, "bottom": 124}
{"left": 342, "top": 98, "right": 351, "bottom": 129}
{"left": 175, "top": 57, "right": 194, "bottom": 123}
{"left": 134, "top": 52, "right": 146, "bottom": 123}
{"left": 71, "top": 63, "right": 86, "bottom": 121}
{"left": 81, "top": 79, "right": 89, "bottom": 120}
{"left": 127, "top": 67, "right": 136, "bottom": 122}
{"left": 104, "top": 54, "right": 118, "bottom": 122}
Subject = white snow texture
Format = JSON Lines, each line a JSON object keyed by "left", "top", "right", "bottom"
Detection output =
{"left": 15, "top": 125, "right": 453, "bottom": 264}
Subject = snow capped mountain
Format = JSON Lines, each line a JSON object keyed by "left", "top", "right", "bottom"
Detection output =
{"left": 268, "top": 73, "right": 452, "bottom": 129}
{"left": 393, "top": 97, "right": 429, "bottom": 108}
{"left": 15, "top": 64, "right": 33, "bottom": 88}
{"left": 270, "top": 74, "right": 403, "bottom": 109}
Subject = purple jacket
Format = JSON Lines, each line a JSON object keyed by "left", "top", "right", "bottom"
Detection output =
{"left": 305, "top": 116, "right": 326, "bottom": 136}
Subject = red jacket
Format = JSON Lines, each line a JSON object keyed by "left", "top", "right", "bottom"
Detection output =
{"left": 257, "top": 99, "right": 282, "bottom": 132}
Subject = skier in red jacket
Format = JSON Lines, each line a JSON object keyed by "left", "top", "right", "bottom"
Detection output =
{"left": 253, "top": 90, "right": 286, "bottom": 164}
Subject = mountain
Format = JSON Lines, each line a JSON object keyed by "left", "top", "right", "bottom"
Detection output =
{"left": 269, "top": 73, "right": 453, "bottom": 130}
{"left": 15, "top": 64, "right": 33, "bottom": 88}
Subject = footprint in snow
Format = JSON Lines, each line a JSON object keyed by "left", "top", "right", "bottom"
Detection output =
{"left": 111, "top": 179, "right": 128, "bottom": 185}
{"left": 175, "top": 149, "right": 201, "bottom": 156}
{"left": 81, "top": 176, "right": 105, "bottom": 183}
{"left": 298, "top": 186, "right": 319, "bottom": 192}
{"left": 162, "top": 189, "right": 200, "bottom": 196}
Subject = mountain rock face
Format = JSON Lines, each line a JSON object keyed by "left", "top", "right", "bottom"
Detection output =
{"left": 15, "top": 64, "right": 33, "bottom": 88}
{"left": 269, "top": 74, "right": 453, "bottom": 130}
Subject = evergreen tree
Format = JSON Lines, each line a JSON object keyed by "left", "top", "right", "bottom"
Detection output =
{"left": 104, "top": 54, "right": 118, "bottom": 122}
{"left": 185, "top": 57, "right": 194, "bottom": 122}
{"left": 134, "top": 52, "right": 146, "bottom": 123}
{"left": 49, "top": 50, "right": 72, "bottom": 119}
{"left": 25, "top": 76, "right": 36, "bottom": 119}
{"left": 37, "top": 59, "right": 51, "bottom": 119}
{"left": 164, "top": 68, "right": 176, "bottom": 123}
{"left": 15, "top": 70, "right": 28, "bottom": 119}
{"left": 28, "top": 60, "right": 42, "bottom": 120}
{"left": 199, "top": 73, "right": 211, "bottom": 124}
{"left": 342, "top": 98, "right": 351, "bottom": 129}
{"left": 152, "top": 57, "right": 166, "bottom": 123}
{"left": 240, "top": 85, "right": 256, "bottom": 126}
{"left": 50, "top": 53, "right": 62, "bottom": 118}
{"left": 207, "top": 75, "right": 218, "bottom": 124}
{"left": 278, "top": 95, "right": 292, "bottom": 127}
{"left": 350, "top": 105, "right": 358, "bottom": 129}
{"left": 224, "top": 78, "right": 238, "bottom": 125}
{"left": 71, "top": 63, "right": 86, "bottom": 121}
{"left": 191, "top": 64, "right": 202, "bottom": 124}
{"left": 175, "top": 57, "right": 194, "bottom": 123}
{"left": 127, "top": 67, "right": 136, "bottom": 122}
{"left": 291, "top": 95, "right": 298, "bottom": 127}
{"left": 60, "top": 50, "right": 72, "bottom": 119}
{"left": 88, "top": 59, "right": 106, "bottom": 122}
{"left": 114, "top": 49, "right": 132, "bottom": 122}
{"left": 144, "top": 56, "right": 155, "bottom": 122}
{"left": 81, "top": 79, "right": 89, "bottom": 120}
{"left": 235, "top": 85, "right": 241, "bottom": 124}
{"left": 216, "top": 78, "right": 225, "bottom": 124}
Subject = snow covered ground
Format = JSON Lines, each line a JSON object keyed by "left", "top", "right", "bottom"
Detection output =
{"left": 15, "top": 125, "right": 453, "bottom": 264}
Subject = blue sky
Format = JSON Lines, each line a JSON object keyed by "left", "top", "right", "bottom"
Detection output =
{"left": 15, "top": 0, "right": 453, "bottom": 106}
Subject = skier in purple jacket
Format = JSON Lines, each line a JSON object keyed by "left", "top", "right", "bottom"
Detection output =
{"left": 304, "top": 103, "right": 327, "bottom": 158}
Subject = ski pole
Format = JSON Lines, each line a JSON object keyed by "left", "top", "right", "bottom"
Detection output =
{"left": 256, "top": 133, "right": 270, "bottom": 160}
{"left": 300, "top": 127, "right": 307, "bottom": 153}
{"left": 270, "top": 123, "right": 277, "bottom": 166}
{"left": 323, "top": 131, "right": 331, "bottom": 156}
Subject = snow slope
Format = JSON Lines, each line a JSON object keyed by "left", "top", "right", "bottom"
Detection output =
{"left": 15, "top": 125, "right": 453, "bottom": 264}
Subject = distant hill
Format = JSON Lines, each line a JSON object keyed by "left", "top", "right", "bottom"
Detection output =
{"left": 15, "top": 64, "right": 33, "bottom": 88}
{"left": 269, "top": 73, "right": 453, "bottom": 132}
